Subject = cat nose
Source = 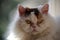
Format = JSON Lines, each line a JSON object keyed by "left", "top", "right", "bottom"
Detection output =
{"left": 32, "top": 25, "right": 36, "bottom": 28}
{"left": 30, "top": 23, "right": 36, "bottom": 28}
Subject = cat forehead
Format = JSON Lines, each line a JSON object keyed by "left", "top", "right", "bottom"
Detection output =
{"left": 25, "top": 8, "right": 40, "bottom": 16}
{"left": 21, "top": 8, "right": 43, "bottom": 23}
{"left": 25, "top": 13, "right": 37, "bottom": 23}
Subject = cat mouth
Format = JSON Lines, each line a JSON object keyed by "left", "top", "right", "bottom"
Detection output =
{"left": 32, "top": 29, "right": 38, "bottom": 32}
{"left": 31, "top": 29, "right": 39, "bottom": 35}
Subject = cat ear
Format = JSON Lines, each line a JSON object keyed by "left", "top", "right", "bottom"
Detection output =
{"left": 40, "top": 4, "right": 49, "bottom": 14}
{"left": 18, "top": 5, "right": 25, "bottom": 16}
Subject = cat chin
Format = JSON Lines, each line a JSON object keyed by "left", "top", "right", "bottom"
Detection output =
{"left": 23, "top": 29, "right": 40, "bottom": 35}
{"left": 31, "top": 32, "right": 39, "bottom": 35}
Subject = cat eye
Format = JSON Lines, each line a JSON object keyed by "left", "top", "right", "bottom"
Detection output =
{"left": 37, "top": 20, "right": 44, "bottom": 24}
{"left": 25, "top": 20, "right": 31, "bottom": 24}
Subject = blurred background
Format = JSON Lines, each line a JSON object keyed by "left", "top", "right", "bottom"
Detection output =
{"left": 0, "top": 0, "right": 60, "bottom": 40}
{"left": 0, "top": 0, "right": 22, "bottom": 40}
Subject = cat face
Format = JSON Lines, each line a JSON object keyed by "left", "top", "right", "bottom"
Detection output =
{"left": 18, "top": 4, "right": 49, "bottom": 35}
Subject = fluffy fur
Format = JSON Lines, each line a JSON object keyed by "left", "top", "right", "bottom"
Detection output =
{"left": 6, "top": 4, "right": 57, "bottom": 40}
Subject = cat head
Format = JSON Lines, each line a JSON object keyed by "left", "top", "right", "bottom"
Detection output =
{"left": 18, "top": 4, "right": 49, "bottom": 35}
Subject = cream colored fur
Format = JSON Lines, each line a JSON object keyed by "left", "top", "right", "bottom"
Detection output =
{"left": 6, "top": 6, "right": 57, "bottom": 40}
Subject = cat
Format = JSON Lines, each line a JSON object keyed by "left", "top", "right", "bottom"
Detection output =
{"left": 6, "top": 4, "right": 57, "bottom": 40}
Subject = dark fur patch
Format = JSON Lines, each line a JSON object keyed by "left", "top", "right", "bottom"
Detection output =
{"left": 25, "top": 8, "right": 40, "bottom": 17}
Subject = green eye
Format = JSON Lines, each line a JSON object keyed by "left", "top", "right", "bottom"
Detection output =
{"left": 25, "top": 20, "right": 31, "bottom": 24}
